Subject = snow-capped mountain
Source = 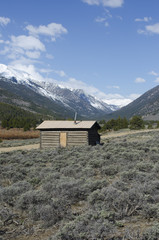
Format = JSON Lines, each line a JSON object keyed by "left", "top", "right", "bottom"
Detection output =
{"left": 0, "top": 64, "right": 35, "bottom": 85}
{"left": 0, "top": 64, "right": 119, "bottom": 119}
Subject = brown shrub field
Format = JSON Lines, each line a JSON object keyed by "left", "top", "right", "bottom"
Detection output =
{"left": 0, "top": 128, "right": 40, "bottom": 139}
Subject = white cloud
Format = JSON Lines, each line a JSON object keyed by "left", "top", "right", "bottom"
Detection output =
{"left": 0, "top": 35, "right": 46, "bottom": 61}
{"left": 9, "top": 56, "right": 40, "bottom": 66}
{"left": 105, "top": 22, "right": 109, "bottom": 27}
{"left": 10, "top": 64, "right": 45, "bottom": 81}
{"left": 155, "top": 77, "right": 159, "bottom": 83}
{"left": 104, "top": 98, "right": 131, "bottom": 107}
{"left": 54, "top": 70, "right": 66, "bottom": 77}
{"left": 0, "top": 46, "right": 10, "bottom": 55}
{"left": 46, "top": 53, "right": 54, "bottom": 59}
{"left": 39, "top": 68, "right": 53, "bottom": 74}
{"left": 149, "top": 70, "right": 158, "bottom": 76}
{"left": 82, "top": 0, "right": 124, "bottom": 8}
{"left": 0, "top": 17, "right": 10, "bottom": 26}
{"left": 137, "top": 29, "right": 147, "bottom": 35}
{"left": 95, "top": 17, "right": 106, "bottom": 23}
{"left": 135, "top": 77, "right": 146, "bottom": 83}
{"left": 82, "top": 0, "right": 100, "bottom": 5}
{"left": 11, "top": 35, "right": 45, "bottom": 51}
{"left": 145, "top": 23, "right": 159, "bottom": 34}
{"left": 25, "top": 51, "right": 41, "bottom": 59}
{"left": 26, "top": 22, "right": 68, "bottom": 41}
{"left": 103, "top": 93, "right": 140, "bottom": 106}
{"left": 95, "top": 9, "right": 112, "bottom": 27}
{"left": 139, "top": 23, "right": 159, "bottom": 35}
{"left": 128, "top": 93, "right": 141, "bottom": 100}
{"left": 107, "top": 85, "right": 120, "bottom": 89}
{"left": 39, "top": 68, "right": 66, "bottom": 77}
{"left": 135, "top": 17, "right": 152, "bottom": 22}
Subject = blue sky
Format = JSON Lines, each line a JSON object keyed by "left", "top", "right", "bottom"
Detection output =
{"left": 1, "top": 0, "right": 159, "bottom": 106}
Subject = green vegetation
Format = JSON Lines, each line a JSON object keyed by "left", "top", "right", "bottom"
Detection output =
{"left": 100, "top": 115, "right": 149, "bottom": 132}
{"left": 100, "top": 117, "right": 129, "bottom": 132}
{"left": 0, "top": 102, "right": 42, "bottom": 130}
{"left": 0, "top": 138, "right": 39, "bottom": 148}
{"left": 1, "top": 130, "right": 159, "bottom": 239}
{"left": 129, "top": 115, "right": 145, "bottom": 130}
{"left": 156, "top": 121, "right": 159, "bottom": 128}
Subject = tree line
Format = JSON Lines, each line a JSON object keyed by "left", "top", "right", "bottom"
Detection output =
{"left": 99, "top": 115, "right": 159, "bottom": 132}
{"left": 0, "top": 102, "right": 42, "bottom": 131}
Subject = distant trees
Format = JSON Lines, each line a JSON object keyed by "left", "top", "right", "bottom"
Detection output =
{"left": 100, "top": 115, "right": 147, "bottom": 132}
{"left": 0, "top": 102, "right": 42, "bottom": 131}
{"left": 100, "top": 117, "right": 129, "bottom": 132}
{"left": 129, "top": 115, "right": 145, "bottom": 130}
{"left": 1, "top": 116, "right": 38, "bottom": 131}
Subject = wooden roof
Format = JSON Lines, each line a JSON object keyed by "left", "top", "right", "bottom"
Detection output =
{"left": 36, "top": 120, "right": 99, "bottom": 130}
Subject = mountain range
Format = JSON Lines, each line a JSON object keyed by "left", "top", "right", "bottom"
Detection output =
{"left": 106, "top": 85, "right": 159, "bottom": 120}
{"left": 1, "top": 63, "right": 159, "bottom": 121}
{"left": 0, "top": 64, "right": 118, "bottom": 120}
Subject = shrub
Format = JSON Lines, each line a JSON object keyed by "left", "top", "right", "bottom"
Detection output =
{"left": 142, "top": 224, "right": 159, "bottom": 239}
{"left": 1, "top": 130, "right": 159, "bottom": 239}
{"left": 0, "top": 181, "right": 32, "bottom": 206}
{"left": 51, "top": 210, "right": 116, "bottom": 240}
{"left": 16, "top": 189, "right": 49, "bottom": 210}
{"left": 101, "top": 165, "right": 118, "bottom": 176}
{"left": 129, "top": 115, "right": 145, "bottom": 130}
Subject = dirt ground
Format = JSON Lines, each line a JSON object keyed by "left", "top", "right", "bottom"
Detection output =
{"left": 0, "top": 143, "right": 40, "bottom": 153}
{"left": 1, "top": 128, "right": 159, "bottom": 153}
{"left": 101, "top": 128, "right": 159, "bottom": 139}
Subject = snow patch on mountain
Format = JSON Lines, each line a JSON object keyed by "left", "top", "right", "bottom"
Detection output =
{"left": 0, "top": 63, "right": 119, "bottom": 114}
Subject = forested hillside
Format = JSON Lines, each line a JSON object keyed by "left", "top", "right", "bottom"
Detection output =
{"left": 0, "top": 102, "right": 42, "bottom": 130}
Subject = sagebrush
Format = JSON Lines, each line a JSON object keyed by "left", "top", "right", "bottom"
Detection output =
{"left": 1, "top": 130, "right": 159, "bottom": 239}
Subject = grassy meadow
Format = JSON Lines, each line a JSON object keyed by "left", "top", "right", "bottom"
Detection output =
{"left": 1, "top": 130, "right": 159, "bottom": 239}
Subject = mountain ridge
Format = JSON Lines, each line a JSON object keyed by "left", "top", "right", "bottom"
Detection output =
{"left": 0, "top": 64, "right": 118, "bottom": 119}
{"left": 105, "top": 84, "right": 159, "bottom": 120}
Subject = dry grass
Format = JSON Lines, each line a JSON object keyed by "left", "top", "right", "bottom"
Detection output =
{"left": 0, "top": 127, "right": 40, "bottom": 139}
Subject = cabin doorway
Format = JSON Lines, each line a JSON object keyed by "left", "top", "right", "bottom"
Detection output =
{"left": 60, "top": 132, "right": 67, "bottom": 147}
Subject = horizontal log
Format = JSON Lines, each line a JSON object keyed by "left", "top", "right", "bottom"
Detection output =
{"left": 41, "top": 138, "right": 59, "bottom": 141}
{"left": 41, "top": 137, "right": 59, "bottom": 139}
{"left": 41, "top": 144, "right": 60, "bottom": 147}
{"left": 68, "top": 142, "right": 87, "bottom": 144}
{"left": 68, "top": 135, "right": 88, "bottom": 137}
{"left": 68, "top": 137, "right": 87, "bottom": 139}
{"left": 41, "top": 142, "right": 59, "bottom": 144}
{"left": 67, "top": 140, "right": 88, "bottom": 142}
{"left": 41, "top": 134, "right": 60, "bottom": 137}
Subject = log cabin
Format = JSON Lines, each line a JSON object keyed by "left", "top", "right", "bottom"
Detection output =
{"left": 36, "top": 120, "right": 101, "bottom": 149}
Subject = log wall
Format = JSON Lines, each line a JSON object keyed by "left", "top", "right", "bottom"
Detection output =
{"left": 40, "top": 131, "right": 60, "bottom": 148}
{"left": 40, "top": 130, "right": 88, "bottom": 148}
{"left": 67, "top": 131, "right": 88, "bottom": 146}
